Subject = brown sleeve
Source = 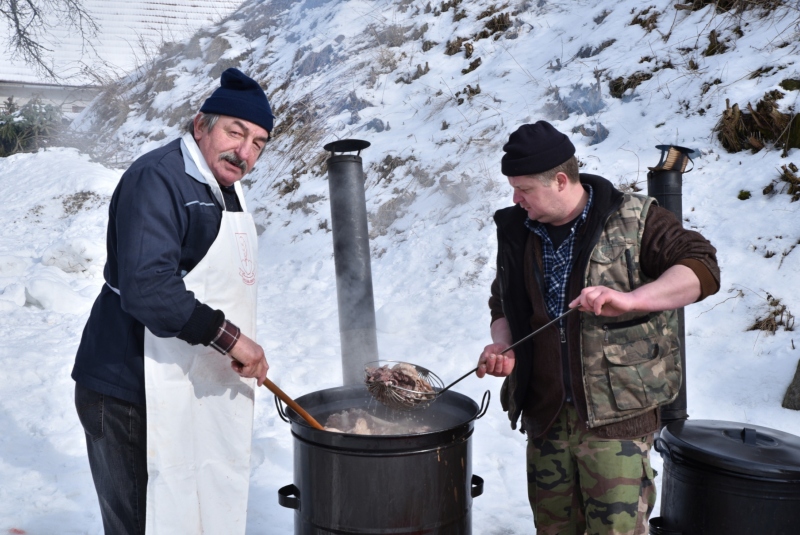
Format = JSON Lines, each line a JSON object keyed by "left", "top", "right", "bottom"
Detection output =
{"left": 640, "top": 205, "right": 721, "bottom": 301}
{"left": 489, "top": 276, "right": 505, "bottom": 325}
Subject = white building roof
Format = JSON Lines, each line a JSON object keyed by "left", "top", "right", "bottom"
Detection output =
{"left": 0, "top": 1, "right": 244, "bottom": 87}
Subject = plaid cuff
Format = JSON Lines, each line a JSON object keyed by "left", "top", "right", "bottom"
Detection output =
{"left": 209, "top": 320, "right": 241, "bottom": 355}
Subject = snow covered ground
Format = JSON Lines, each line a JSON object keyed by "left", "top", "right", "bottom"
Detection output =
{"left": 2, "top": 0, "right": 800, "bottom": 533}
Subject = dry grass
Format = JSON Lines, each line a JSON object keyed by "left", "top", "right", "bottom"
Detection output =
{"left": 702, "top": 30, "right": 728, "bottom": 56}
{"left": 262, "top": 89, "right": 334, "bottom": 188}
{"left": 445, "top": 37, "right": 468, "bottom": 56}
{"left": 681, "top": 0, "right": 784, "bottom": 15}
{"left": 631, "top": 7, "right": 661, "bottom": 32}
{"left": 762, "top": 162, "right": 800, "bottom": 201}
{"left": 461, "top": 58, "right": 482, "bottom": 75}
{"left": 369, "top": 191, "right": 417, "bottom": 238}
{"left": 372, "top": 155, "right": 418, "bottom": 184}
{"left": 748, "top": 293, "right": 794, "bottom": 333}
{"left": 62, "top": 191, "right": 104, "bottom": 216}
{"left": 608, "top": 72, "right": 653, "bottom": 98}
{"left": 716, "top": 91, "right": 800, "bottom": 156}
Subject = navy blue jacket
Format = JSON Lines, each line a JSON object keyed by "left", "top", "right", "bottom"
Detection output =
{"left": 72, "top": 138, "right": 241, "bottom": 405}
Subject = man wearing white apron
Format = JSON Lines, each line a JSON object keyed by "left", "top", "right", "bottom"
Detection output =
{"left": 72, "top": 68, "right": 273, "bottom": 534}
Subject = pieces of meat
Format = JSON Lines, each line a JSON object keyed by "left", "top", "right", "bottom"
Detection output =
{"left": 364, "top": 362, "right": 436, "bottom": 409}
{"left": 323, "top": 408, "right": 430, "bottom": 435}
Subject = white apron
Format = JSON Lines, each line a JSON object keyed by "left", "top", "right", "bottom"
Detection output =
{"left": 144, "top": 133, "right": 258, "bottom": 534}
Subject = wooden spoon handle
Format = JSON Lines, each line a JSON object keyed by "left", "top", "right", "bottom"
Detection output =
{"left": 262, "top": 377, "right": 324, "bottom": 430}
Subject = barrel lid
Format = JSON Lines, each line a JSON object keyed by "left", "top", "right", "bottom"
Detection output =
{"left": 658, "top": 420, "right": 800, "bottom": 480}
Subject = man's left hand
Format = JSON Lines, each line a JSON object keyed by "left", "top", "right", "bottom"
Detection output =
{"left": 569, "top": 286, "right": 632, "bottom": 317}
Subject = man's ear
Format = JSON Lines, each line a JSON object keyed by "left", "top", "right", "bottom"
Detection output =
{"left": 192, "top": 114, "right": 203, "bottom": 141}
{"left": 555, "top": 171, "right": 569, "bottom": 191}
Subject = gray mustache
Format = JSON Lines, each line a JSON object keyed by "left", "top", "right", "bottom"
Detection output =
{"left": 220, "top": 152, "right": 247, "bottom": 172}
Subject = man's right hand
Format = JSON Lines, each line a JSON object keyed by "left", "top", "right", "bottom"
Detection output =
{"left": 228, "top": 333, "right": 269, "bottom": 386}
{"left": 477, "top": 317, "right": 515, "bottom": 378}
{"left": 477, "top": 343, "right": 515, "bottom": 378}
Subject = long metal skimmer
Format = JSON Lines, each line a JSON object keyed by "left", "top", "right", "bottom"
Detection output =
{"left": 366, "top": 307, "right": 579, "bottom": 410}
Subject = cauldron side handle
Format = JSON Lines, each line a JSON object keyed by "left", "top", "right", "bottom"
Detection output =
{"left": 471, "top": 475, "right": 484, "bottom": 498}
{"left": 274, "top": 395, "right": 290, "bottom": 424}
{"left": 473, "top": 390, "right": 491, "bottom": 421}
{"left": 278, "top": 484, "right": 300, "bottom": 509}
{"left": 653, "top": 436, "right": 674, "bottom": 463}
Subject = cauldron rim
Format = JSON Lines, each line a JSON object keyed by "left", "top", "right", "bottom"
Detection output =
{"left": 279, "top": 384, "right": 488, "bottom": 452}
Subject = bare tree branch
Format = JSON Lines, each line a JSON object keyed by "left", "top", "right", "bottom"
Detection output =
{"left": 1, "top": 0, "right": 98, "bottom": 80}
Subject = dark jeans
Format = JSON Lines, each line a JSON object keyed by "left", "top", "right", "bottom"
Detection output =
{"left": 75, "top": 383, "right": 147, "bottom": 535}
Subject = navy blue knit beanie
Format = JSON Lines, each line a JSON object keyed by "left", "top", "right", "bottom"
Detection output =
{"left": 501, "top": 121, "right": 575, "bottom": 176}
{"left": 200, "top": 68, "right": 274, "bottom": 133}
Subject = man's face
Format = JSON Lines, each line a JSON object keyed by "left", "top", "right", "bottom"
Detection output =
{"left": 193, "top": 115, "right": 269, "bottom": 187}
{"left": 509, "top": 175, "right": 562, "bottom": 224}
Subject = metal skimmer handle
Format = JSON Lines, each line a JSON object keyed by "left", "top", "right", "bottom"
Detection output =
{"left": 501, "top": 307, "right": 578, "bottom": 355}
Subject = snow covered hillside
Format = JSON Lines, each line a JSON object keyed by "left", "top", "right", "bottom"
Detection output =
{"left": 2, "top": 0, "right": 800, "bottom": 532}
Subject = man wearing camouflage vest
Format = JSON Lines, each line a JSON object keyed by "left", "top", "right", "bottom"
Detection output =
{"left": 477, "top": 121, "right": 720, "bottom": 534}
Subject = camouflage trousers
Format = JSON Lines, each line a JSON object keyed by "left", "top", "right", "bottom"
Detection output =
{"left": 526, "top": 405, "right": 656, "bottom": 535}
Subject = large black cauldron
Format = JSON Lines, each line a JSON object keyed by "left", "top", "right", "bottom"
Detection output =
{"left": 651, "top": 419, "right": 800, "bottom": 535}
{"left": 276, "top": 385, "right": 489, "bottom": 534}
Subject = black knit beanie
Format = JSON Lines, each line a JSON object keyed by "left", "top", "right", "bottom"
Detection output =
{"left": 501, "top": 121, "right": 575, "bottom": 176}
{"left": 200, "top": 68, "right": 274, "bottom": 133}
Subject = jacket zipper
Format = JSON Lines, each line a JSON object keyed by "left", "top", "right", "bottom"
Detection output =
{"left": 624, "top": 248, "right": 636, "bottom": 290}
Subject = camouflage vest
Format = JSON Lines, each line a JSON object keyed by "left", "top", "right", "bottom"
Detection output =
{"left": 581, "top": 193, "right": 682, "bottom": 428}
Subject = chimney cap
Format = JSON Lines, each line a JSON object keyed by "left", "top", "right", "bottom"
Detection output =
{"left": 324, "top": 139, "right": 370, "bottom": 155}
{"left": 649, "top": 144, "right": 699, "bottom": 173}
{"left": 654, "top": 144, "right": 699, "bottom": 158}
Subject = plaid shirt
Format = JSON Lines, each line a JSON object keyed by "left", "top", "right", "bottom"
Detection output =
{"left": 524, "top": 185, "right": 594, "bottom": 319}
{"left": 210, "top": 319, "right": 241, "bottom": 355}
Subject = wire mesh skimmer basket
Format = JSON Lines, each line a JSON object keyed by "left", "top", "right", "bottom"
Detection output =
{"left": 364, "top": 360, "right": 444, "bottom": 411}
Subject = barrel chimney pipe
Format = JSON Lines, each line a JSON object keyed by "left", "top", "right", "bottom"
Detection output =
{"left": 647, "top": 144, "right": 697, "bottom": 428}
{"left": 324, "top": 139, "right": 379, "bottom": 385}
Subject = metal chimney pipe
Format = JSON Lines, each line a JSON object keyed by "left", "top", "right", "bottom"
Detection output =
{"left": 647, "top": 144, "right": 696, "bottom": 428}
{"left": 324, "top": 139, "right": 379, "bottom": 386}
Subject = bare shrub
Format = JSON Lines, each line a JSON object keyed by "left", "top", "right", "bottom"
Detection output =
{"left": 445, "top": 37, "right": 468, "bottom": 55}
{"left": 370, "top": 24, "right": 411, "bottom": 48}
{"left": 762, "top": 162, "right": 800, "bottom": 201}
{"left": 453, "top": 84, "right": 481, "bottom": 105}
{"left": 594, "top": 10, "right": 611, "bottom": 24}
{"left": 369, "top": 192, "right": 416, "bottom": 237}
{"left": 373, "top": 154, "right": 417, "bottom": 184}
{"left": 295, "top": 45, "right": 335, "bottom": 77}
{"left": 373, "top": 47, "right": 398, "bottom": 73}
{"left": 716, "top": 91, "right": 800, "bottom": 156}
{"left": 702, "top": 30, "right": 728, "bottom": 56}
{"left": 608, "top": 72, "right": 653, "bottom": 98}
{"left": 396, "top": 62, "right": 430, "bottom": 84}
{"left": 748, "top": 293, "right": 794, "bottom": 333}
{"left": 411, "top": 166, "right": 435, "bottom": 188}
{"left": 631, "top": 7, "right": 660, "bottom": 32}
{"left": 462, "top": 58, "right": 482, "bottom": 75}
{"left": 681, "top": 0, "right": 784, "bottom": 15}
{"left": 780, "top": 79, "right": 800, "bottom": 91}
{"left": 439, "top": 174, "right": 470, "bottom": 205}
{"left": 576, "top": 39, "right": 616, "bottom": 59}
{"left": 286, "top": 194, "right": 325, "bottom": 215}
